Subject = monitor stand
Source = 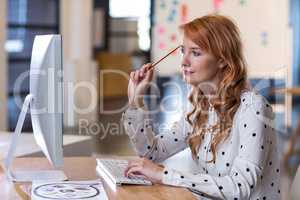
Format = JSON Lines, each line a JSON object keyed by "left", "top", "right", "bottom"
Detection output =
{"left": 3, "top": 94, "right": 67, "bottom": 182}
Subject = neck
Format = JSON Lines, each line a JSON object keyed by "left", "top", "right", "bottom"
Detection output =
{"left": 198, "top": 75, "right": 221, "bottom": 97}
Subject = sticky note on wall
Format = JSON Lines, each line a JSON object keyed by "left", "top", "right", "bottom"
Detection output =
{"left": 212, "top": 0, "right": 223, "bottom": 12}
{"left": 180, "top": 4, "right": 188, "bottom": 24}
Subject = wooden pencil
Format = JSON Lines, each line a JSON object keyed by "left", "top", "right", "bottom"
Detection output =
{"left": 149, "top": 45, "right": 180, "bottom": 70}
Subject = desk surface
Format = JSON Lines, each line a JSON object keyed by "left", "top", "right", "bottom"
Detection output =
{"left": 0, "top": 132, "right": 92, "bottom": 159}
{"left": 273, "top": 86, "right": 300, "bottom": 95}
{"left": 0, "top": 157, "right": 196, "bottom": 200}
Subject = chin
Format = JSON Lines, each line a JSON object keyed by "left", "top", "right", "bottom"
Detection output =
{"left": 183, "top": 76, "right": 200, "bottom": 86}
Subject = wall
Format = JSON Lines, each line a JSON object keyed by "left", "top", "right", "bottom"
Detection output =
{"left": 60, "top": 0, "right": 98, "bottom": 128}
{"left": 152, "top": 0, "right": 292, "bottom": 79}
{"left": 0, "top": 0, "right": 7, "bottom": 131}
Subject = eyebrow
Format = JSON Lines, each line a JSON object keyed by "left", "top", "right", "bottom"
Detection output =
{"left": 180, "top": 45, "right": 202, "bottom": 50}
{"left": 190, "top": 47, "right": 202, "bottom": 50}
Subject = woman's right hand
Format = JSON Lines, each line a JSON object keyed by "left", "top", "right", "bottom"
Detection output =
{"left": 128, "top": 63, "right": 154, "bottom": 107}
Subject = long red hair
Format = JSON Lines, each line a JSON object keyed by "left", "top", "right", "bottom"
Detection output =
{"left": 181, "top": 15, "right": 248, "bottom": 163}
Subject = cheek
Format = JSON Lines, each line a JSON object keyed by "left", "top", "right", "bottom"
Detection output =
{"left": 192, "top": 59, "right": 219, "bottom": 80}
{"left": 193, "top": 59, "right": 212, "bottom": 75}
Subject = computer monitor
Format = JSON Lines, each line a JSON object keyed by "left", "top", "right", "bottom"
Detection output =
{"left": 4, "top": 35, "right": 67, "bottom": 182}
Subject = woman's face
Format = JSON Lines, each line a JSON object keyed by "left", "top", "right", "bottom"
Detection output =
{"left": 180, "top": 36, "right": 223, "bottom": 87}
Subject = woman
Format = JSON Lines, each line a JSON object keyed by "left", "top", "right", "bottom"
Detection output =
{"left": 122, "top": 15, "right": 280, "bottom": 200}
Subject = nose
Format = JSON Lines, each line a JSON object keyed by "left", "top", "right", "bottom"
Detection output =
{"left": 181, "top": 53, "right": 190, "bottom": 68}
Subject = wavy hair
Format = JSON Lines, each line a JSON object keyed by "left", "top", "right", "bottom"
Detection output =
{"left": 181, "top": 15, "right": 248, "bottom": 163}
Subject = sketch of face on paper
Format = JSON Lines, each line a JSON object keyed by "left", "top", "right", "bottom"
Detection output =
{"left": 33, "top": 183, "right": 101, "bottom": 199}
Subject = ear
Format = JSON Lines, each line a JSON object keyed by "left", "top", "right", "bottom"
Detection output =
{"left": 218, "top": 59, "right": 226, "bottom": 69}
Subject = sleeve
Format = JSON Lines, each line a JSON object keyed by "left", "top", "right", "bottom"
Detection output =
{"left": 161, "top": 96, "right": 275, "bottom": 199}
{"left": 122, "top": 105, "right": 191, "bottom": 163}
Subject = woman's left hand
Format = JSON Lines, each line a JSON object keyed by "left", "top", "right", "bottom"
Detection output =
{"left": 124, "top": 158, "right": 164, "bottom": 184}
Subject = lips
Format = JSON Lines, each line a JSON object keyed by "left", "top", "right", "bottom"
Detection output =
{"left": 183, "top": 69, "right": 195, "bottom": 75}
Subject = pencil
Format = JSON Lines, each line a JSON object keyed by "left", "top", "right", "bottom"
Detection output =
{"left": 149, "top": 45, "right": 180, "bottom": 70}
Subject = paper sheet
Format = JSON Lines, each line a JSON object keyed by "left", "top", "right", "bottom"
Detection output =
{"left": 31, "top": 180, "right": 108, "bottom": 200}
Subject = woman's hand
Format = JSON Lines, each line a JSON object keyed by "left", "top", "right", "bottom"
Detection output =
{"left": 128, "top": 63, "right": 154, "bottom": 107}
{"left": 124, "top": 157, "right": 164, "bottom": 184}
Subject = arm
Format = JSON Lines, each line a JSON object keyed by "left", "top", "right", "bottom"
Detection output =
{"left": 161, "top": 97, "right": 275, "bottom": 199}
{"left": 122, "top": 106, "right": 191, "bottom": 163}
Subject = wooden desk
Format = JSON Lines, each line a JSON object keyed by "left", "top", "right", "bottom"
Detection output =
{"left": 0, "top": 157, "right": 196, "bottom": 200}
{"left": 273, "top": 86, "right": 300, "bottom": 95}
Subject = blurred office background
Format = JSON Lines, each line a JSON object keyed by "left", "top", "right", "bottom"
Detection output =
{"left": 0, "top": 0, "right": 300, "bottom": 198}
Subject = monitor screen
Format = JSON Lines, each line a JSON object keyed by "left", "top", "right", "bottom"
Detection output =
{"left": 29, "top": 35, "right": 63, "bottom": 168}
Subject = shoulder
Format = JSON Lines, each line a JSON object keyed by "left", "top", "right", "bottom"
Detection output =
{"left": 238, "top": 90, "right": 275, "bottom": 121}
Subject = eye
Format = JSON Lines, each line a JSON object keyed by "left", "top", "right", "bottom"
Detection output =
{"left": 180, "top": 46, "right": 185, "bottom": 54}
{"left": 192, "top": 51, "right": 201, "bottom": 56}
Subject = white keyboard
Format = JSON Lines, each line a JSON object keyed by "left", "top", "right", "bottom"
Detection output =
{"left": 96, "top": 158, "right": 152, "bottom": 186}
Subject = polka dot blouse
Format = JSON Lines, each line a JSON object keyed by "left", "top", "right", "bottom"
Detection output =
{"left": 122, "top": 91, "right": 281, "bottom": 200}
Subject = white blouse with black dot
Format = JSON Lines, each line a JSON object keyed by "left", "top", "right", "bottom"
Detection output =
{"left": 122, "top": 91, "right": 281, "bottom": 200}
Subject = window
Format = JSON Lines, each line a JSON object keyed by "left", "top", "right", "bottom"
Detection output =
{"left": 6, "top": 0, "right": 59, "bottom": 131}
{"left": 109, "top": 0, "right": 151, "bottom": 51}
